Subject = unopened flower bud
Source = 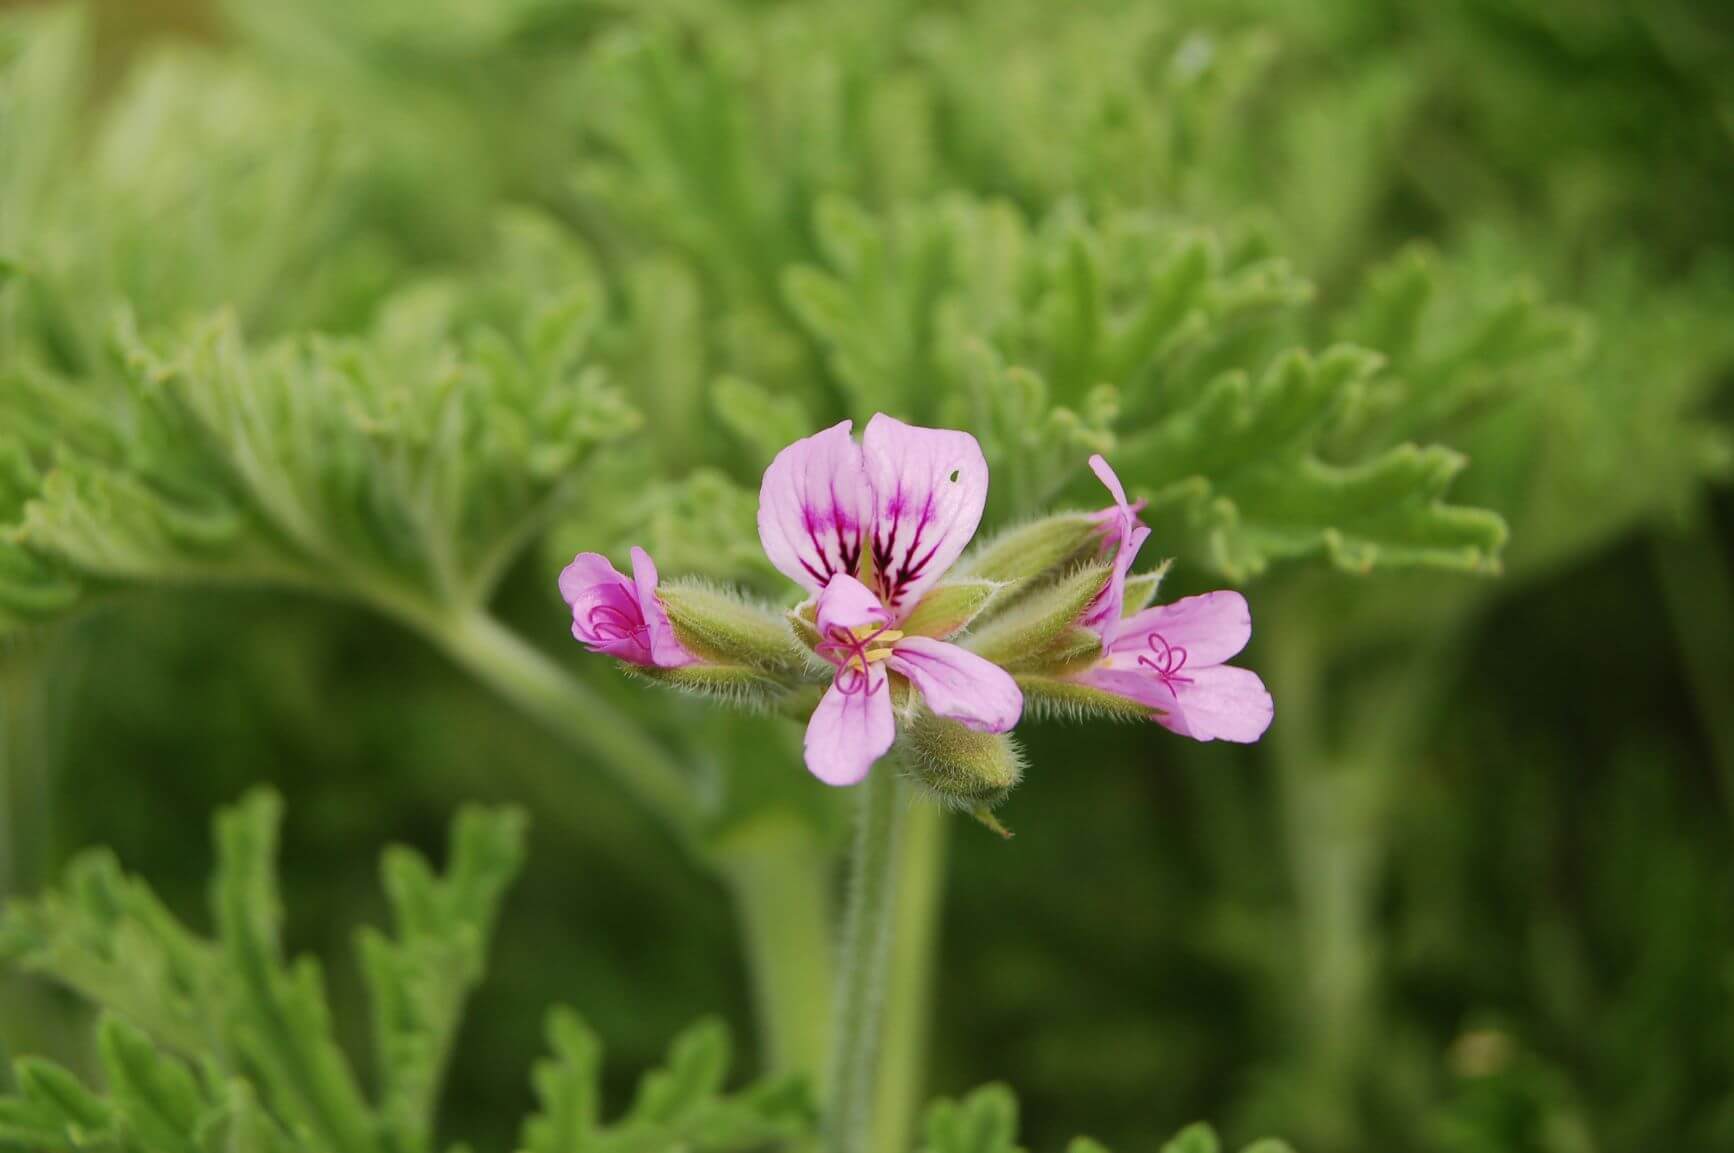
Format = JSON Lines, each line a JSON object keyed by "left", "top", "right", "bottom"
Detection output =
{"left": 902, "top": 712, "right": 1024, "bottom": 815}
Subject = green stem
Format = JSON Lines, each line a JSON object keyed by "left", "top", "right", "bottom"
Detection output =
{"left": 1650, "top": 524, "right": 1734, "bottom": 829}
{"left": 871, "top": 798, "right": 948, "bottom": 1153}
{"left": 715, "top": 816, "right": 837, "bottom": 1084}
{"left": 825, "top": 765, "right": 906, "bottom": 1153}
{"left": 429, "top": 610, "right": 704, "bottom": 845}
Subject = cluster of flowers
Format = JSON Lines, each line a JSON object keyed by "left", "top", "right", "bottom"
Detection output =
{"left": 560, "top": 416, "right": 1272, "bottom": 791}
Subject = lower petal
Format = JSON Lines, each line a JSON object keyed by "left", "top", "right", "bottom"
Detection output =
{"left": 804, "top": 665, "right": 896, "bottom": 786}
{"left": 1079, "top": 660, "right": 1272, "bottom": 743}
{"left": 888, "top": 636, "right": 1023, "bottom": 734}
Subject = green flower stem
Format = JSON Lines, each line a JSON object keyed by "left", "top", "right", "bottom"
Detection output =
{"left": 1265, "top": 602, "right": 1463, "bottom": 1144}
{"left": 872, "top": 798, "right": 948, "bottom": 1153}
{"left": 1651, "top": 522, "right": 1734, "bottom": 830}
{"left": 432, "top": 609, "right": 705, "bottom": 845}
{"left": 715, "top": 816, "right": 837, "bottom": 1083}
{"left": 826, "top": 764, "right": 907, "bottom": 1153}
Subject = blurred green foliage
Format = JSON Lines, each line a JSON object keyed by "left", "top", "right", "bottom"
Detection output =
{"left": 1, "top": 0, "right": 1731, "bottom": 1150}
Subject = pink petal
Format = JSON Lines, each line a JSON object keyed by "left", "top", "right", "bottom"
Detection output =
{"left": 888, "top": 636, "right": 1023, "bottom": 734}
{"left": 1080, "top": 455, "right": 1150, "bottom": 645}
{"left": 630, "top": 546, "right": 696, "bottom": 668}
{"left": 804, "top": 663, "right": 896, "bottom": 785}
{"left": 558, "top": 552, "right": 655, "bottom": 665}
{"left": 1109, "top": 590, "right": 1252, "bottom": 667}
{"left": 1089, "top": 453, "right": 1132, "bottom": 514}
{"left": 815, "top": 573, "right": 892, "bottom": 639}
{"left": 757, "top": 420, "right": 871, "bottom": 594}
{"left": 861, "top": 414, "right": 988, "bottom": 619}
{"left": 1081, "top": 660, "right": 1273, "bottom": 743}
{"left": 1083, "top": 522, "right": 1150, "bottom": 647}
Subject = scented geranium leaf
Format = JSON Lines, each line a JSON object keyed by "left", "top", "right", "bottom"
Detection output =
{"left": 918, "top": 1084, "right": 1022, "bottom": 1153}
{"left": 99, "top": 1016, "right": 206, "bottom": 1153}
{"left": 1115, "top": 347, "right": 1506, "bottom": 579}
{"left": 711, "top": 376, "right": 813, "bottom": 468}
{"left": 1159, "top": 1125, "right": 1220, "bottom": 1153}
{"left": 1, "top": 792, "right": 525, "bottom": 1153}
{"left": 0, "top": 848, "right": 224, "bottom": 1058}
{"left": 212, "top": 794, "right": 380, "bottom": 1153}
{"left": 518, "top": 1008, "right": 814, "bottom": 1152}
{"left": 0, "top": 3, "right": 85, "bottom": 270}
{"left": 0, "top": 1057, "right": 118, "bottom": 1150}
{"left": 7, "top": 261, "right": 637, "bottom": 629}
{"left": 361, "top": 806, "right": 527, "bottom": 1153}
{"left": 1332, "top": 244, "right": 1586, "bottom": 451}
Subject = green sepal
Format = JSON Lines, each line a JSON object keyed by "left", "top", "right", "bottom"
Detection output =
{"left": 1015, "top": 676, "right": 1155, "bottom": 725}
{"left": 965, "top": 563, "right": 1110, "bottom": 671}
{"left": 1120, "top": 559, "right": 1173, "bottom": 617}
{"left": 623, "top": 663, "right": 791, "bottom": 711}
{"left": 657, "top": 580, "right": 806, "bottom": 671}
{"left": 901, "top": 579, "right": 1006, "bottom": 639}
{"left": 1024, "top": 626, "right": 1104, "bottom": 675}
{"left": 958, "top": 514, "right": 1104, "bottom": 585}
{"left": 901, "top": 713, "right": 1024, "bottom": 813}
{"left": 787, "top": 602, "right": 821, "bottom": 652}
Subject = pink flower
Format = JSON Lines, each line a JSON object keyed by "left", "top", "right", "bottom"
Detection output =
{"left": 1069, "top": 455, "right": 1274, "bottom": 744}
{"left": 759, "top": 416, "right": 1024, "bottom": 785}
{"left": 558, "top": 546, "right": 696, "bottom": 668}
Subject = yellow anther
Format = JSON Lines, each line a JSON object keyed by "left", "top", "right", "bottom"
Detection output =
{"left": 863, "top": 647, "right": 897, "bottom": 662}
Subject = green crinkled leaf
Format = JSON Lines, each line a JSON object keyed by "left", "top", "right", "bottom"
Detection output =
{"left": 362, "top": 806, "right": 527, "bottom": 1153}
{"left": 3, "top": 261, "right": 638, "bottom": 629}
{"left": 519, "top": 1007, "right": 814, "bottom": 1152}
{"left": 1160, "top": 1124, "right": 1220, "bottom": 1153}
{"left": 711, "top": 376, "right": 813, "bottom": 469}
{"left": 916, "top": 1085, "right": 1274, "bottom": 1153}
{"left": 0, "top": 791, "right": 525, "bottom": 1153}
{"left": 919, "top": 1083, "right": 1022, "bottom": 1153}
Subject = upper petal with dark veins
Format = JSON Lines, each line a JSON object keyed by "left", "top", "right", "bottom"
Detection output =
{"left": 861, "top": 414, "right": 988, "bottom": 619}
{"left": 758, "top": 420, "right": 871, "bottom": 594}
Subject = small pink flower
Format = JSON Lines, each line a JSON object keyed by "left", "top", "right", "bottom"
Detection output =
{"left": 759, "top": 416, "right": 1024, "bottom": 785}
{"left": 558, "top": 546, "right": 695, "bottom": 668}
{"left": 1069, "top": 455, "right": 1273, "bottom": 744}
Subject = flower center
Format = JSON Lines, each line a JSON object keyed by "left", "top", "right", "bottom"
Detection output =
{"left": 1135, "top": 631, "right": 1193, "bottom": 693}
{"left": 588, "top": 603, "right": 648, "bottom": 643}
{"left": 816, "top": 623, "right": 904, "bottom": 695}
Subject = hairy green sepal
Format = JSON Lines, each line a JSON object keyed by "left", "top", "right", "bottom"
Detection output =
{"left": 658, "top": 580, "right": 806, "bottom": 670}
{"left": 901, "top": 578, "right": 1006, "bottom": 639}
{"left": 965, "top": 562, "right": 1111, "bottom": 671}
